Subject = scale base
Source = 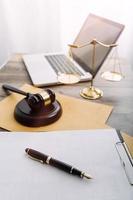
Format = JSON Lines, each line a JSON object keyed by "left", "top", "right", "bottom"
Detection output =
{"left": 80, "top": 86, "right": 103, "bottom": 100}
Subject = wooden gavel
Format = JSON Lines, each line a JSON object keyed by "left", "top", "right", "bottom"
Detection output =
{"left": 3, "top": 84, "right": 55, "bottom": 112}
{"left": 2, "top": 84, "right": 62, "bottom": 127}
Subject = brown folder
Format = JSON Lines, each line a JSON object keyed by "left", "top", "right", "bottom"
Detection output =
{"left": 0, "top": 84, "right": 112, "bottom": 132}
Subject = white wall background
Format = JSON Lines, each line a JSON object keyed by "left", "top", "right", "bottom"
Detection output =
{"left": 0, "top": 0, "right": 133, "bottom": 67}
{"left": 60, "top": 0, "right": 133, "bottom": 65}
{"left": 0, "top": 0, "right": 61, "bottom": 56}
{"left": 0, "top": 2, "right": 11, "bottom": 67}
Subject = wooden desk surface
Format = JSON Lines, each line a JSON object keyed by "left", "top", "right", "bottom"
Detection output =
{"left": 0, "top": 54, "right": 133, "bottom": 137}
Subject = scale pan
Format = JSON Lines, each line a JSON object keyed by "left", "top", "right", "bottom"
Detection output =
{"left": 101, "top": 71, "right": 123, "bottom": 81}
{"left": 57, "top": 73, "right": 80, "bottom": 84}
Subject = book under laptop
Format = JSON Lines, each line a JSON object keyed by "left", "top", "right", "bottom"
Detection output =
{"left": 23, "top": 13, "right": 124, "bottom": 86}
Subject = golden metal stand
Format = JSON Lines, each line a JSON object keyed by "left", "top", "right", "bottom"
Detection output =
{"left": 80, "top": 86, "right": 103, "bottom": 100}
{"left": 69, "top": 39, "right": 117, "bottom": 100}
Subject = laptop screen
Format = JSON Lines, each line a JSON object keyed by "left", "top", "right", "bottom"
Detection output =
{"left": 71, "top": 14, "right": 125, "bottom": 76}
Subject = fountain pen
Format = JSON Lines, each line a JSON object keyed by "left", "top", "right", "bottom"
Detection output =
{"left": 25, "top": 148, "right": 92, "bottom": 179}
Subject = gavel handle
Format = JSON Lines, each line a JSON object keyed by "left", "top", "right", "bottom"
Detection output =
{"left": 2, "top": 84, "right": 28, "bottom": 96}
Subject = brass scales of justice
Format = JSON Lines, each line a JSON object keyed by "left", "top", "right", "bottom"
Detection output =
{"left": 58, "top": 38, "right": 124, "bottom": 100}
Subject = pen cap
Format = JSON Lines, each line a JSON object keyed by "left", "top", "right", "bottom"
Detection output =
{"left": 25, "top": 148, "right": 48, "bottom": 162}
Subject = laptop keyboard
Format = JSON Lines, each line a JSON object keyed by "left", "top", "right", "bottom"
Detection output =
{"left": 45, "top": 54, "right": 84, "bottom": 76}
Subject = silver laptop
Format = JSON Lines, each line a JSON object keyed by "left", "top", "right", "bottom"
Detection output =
{"left": 23, "top": 14, "right": 124, "bottom": 86}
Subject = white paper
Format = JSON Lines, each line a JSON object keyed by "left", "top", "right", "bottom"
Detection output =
{"left": 0, "top": 129, "right": 132, "bottom": 200}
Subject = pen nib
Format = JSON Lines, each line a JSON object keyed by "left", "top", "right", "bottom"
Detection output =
{"left": 83, "top": 173, "right": 92, "bottom": 179}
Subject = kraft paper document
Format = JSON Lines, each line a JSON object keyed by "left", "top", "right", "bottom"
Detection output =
{"left": 0, "top": 84, "right": 112, "bottom": 132}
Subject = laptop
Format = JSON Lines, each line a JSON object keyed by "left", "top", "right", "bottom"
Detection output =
{"left": 23, "top": 13, "right": 124, "bottom": 86}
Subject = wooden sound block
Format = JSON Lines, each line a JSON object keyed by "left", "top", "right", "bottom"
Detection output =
{"left": 14, "top": 98, "right": 62, "bottom": 127}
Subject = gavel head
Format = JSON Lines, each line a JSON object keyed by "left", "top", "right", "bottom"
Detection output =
{"left": 27, "top": 89, "right": 55, "bottom": 112}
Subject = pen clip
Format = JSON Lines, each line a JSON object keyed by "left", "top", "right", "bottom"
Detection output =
{"left": 27, "top": 154, "right": 44, "bottom": 164}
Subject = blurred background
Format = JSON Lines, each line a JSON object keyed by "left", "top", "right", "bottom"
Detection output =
{"left": 0, "top": 0, "right": 133, "bottom": 67}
